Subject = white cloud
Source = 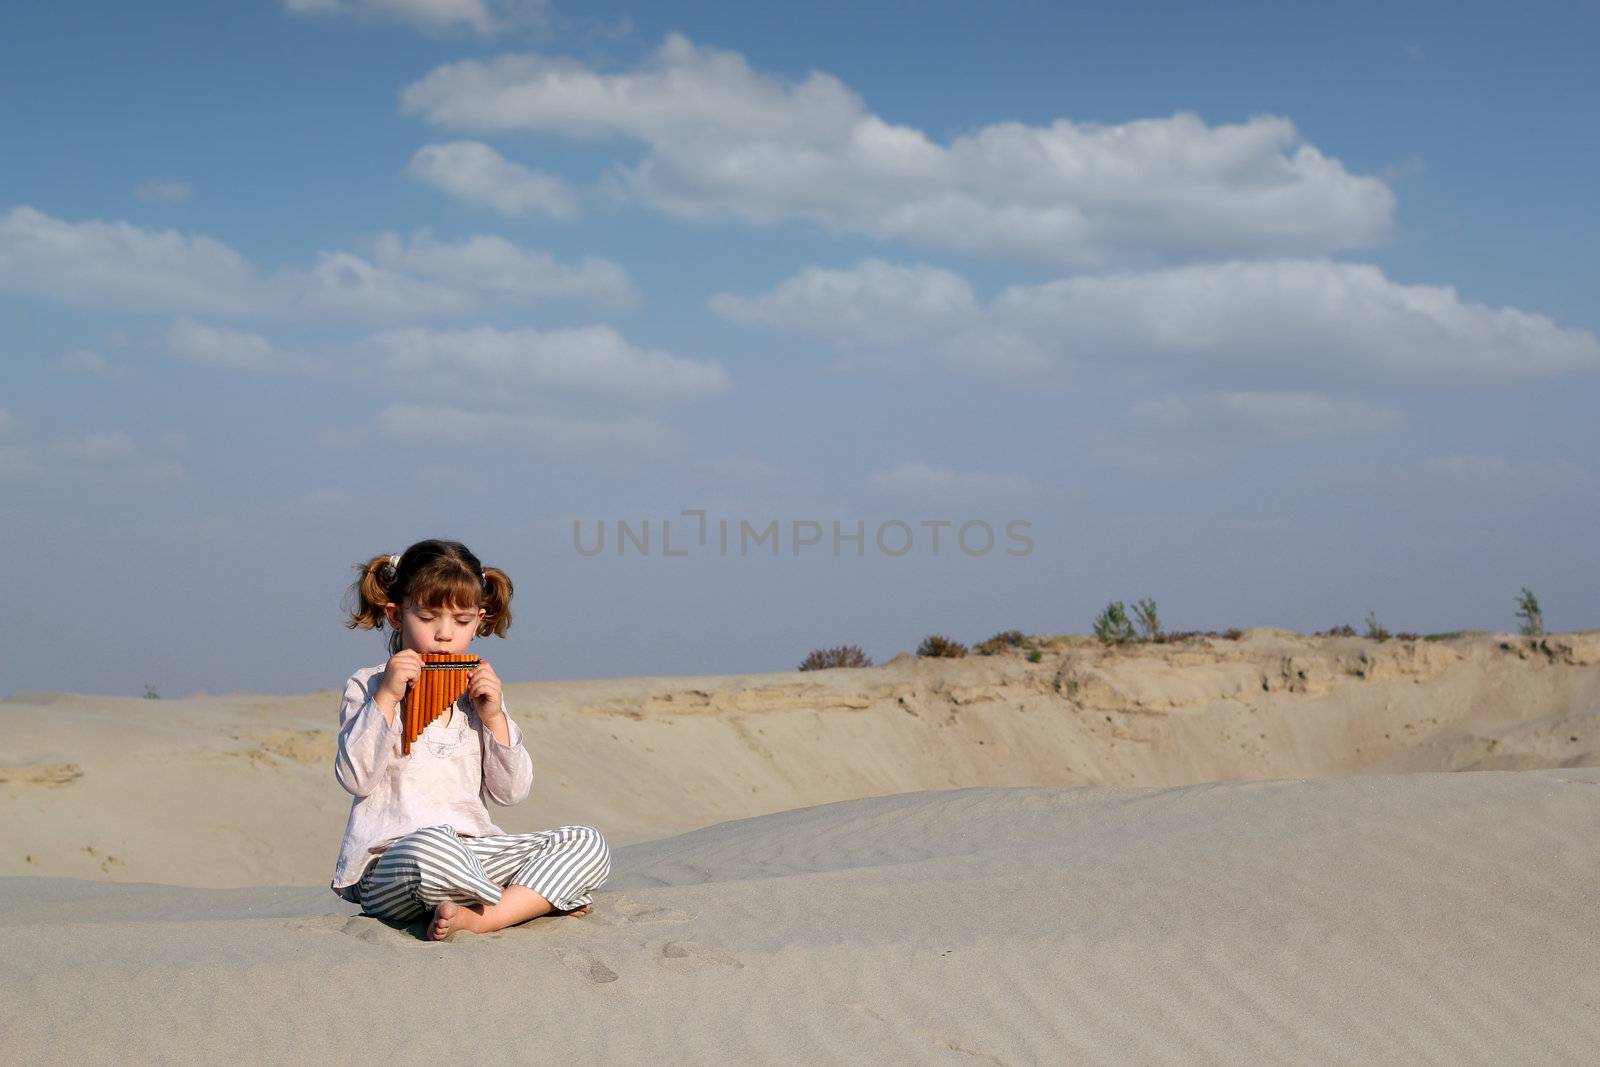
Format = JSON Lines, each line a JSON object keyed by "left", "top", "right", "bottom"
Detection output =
{"left": 0, "top": 446, "right": 36, "bottom": 479}
{"left": 1314, "top": 452, "right": 1598, "bottom": 504}
{"left": 136, "top": 179, "right": 192, "bottom": 204}
{"left": 363, "top": 227, "right": 631, "bottom": 309}
{"left": 713, "top": 260, "right": 976, "bottom": 350}
{"left": 680, "top": 457, "right": 836, "bottom": 512}
{"left": 1396, "top": 454, "right": 1595, "bottom": 496}
{"left": 165, "top": 318, "right": 325, "bottom": 374}
{"left": 315, "top": 425, "right": 371, "bottom": 449}
{"left": 1128, "top": 390, "right": 1405, "bottom": 442}
{"left": 994, "top": 259, "right": 1600, "bottom": 385}
{"left": 160, "top": 317, "right": 719, "bottom": 408}
{"left": 0, "top": 206, "right": 633, "bottom": 322}
{"left": 869, "top": 462, "right": 1040, "bottom": 502}
{"left": 0, "top": 205, "right": 261, "bottom": 315}
{"left": 710, "top": 259, "right": 1055, "bottom": 378}
{"left": 690, "top": 456, "right": 783, "bottom": 483}
{"left": 375, "top": 402, "right": 682, "bottom": 458}
{"left": 59, "top": 431, "right": 136, "bottom": 464}
{"left": 356, "top": 323, "right": 730, "bottom": 405}
{"left": 712, "top": 257, "right": 1600, "bottom": 388}
{"left": 406, "top": 142, "right": 579, "bottom": 218}
{"left": 1379, "top": 156, "right": 1424, "bottom": 184}
{"left": 0, "top": 410, "right": 30, "bottom": 479}
{"left": 283, "top": 0, "right": 550, "bottom": 37}
{"left": 283, "top": 487, "right": 365, "bottom": 518}
{"left": 49, "top": 348, "right": 126, "bottom": 378}
{"left": 1080, "top": 438, "right": 1211, "bottom": 479}
{"left": 0, "top": 428, "right": 185, "bottom": 485}
{"left": 399, "top": 33, "right": 1394, "bottom": 267}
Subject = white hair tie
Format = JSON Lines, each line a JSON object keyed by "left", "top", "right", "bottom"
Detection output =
{"left": 389, "top": 554, "right": 400, "bottom": 569}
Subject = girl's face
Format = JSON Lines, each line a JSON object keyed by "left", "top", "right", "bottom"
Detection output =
{"left": 385, "top": 598, "right": 486, "bottom": 655}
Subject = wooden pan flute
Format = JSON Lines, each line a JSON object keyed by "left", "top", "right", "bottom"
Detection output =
{"left": 401, "top": 652, "right": 480, "bottom": 755}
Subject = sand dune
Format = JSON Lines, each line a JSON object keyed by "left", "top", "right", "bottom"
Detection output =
{"left": 7, "top": 769, "right": 1600, "bottom": 1064}
{"left": 6, "top": 630, "right": 1599, "bottom": 1062}
{"left": 3, "top": 629, "right": 1597, "bottom": 887}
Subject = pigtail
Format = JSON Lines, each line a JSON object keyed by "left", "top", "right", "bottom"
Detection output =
{"left": 478, "top": 566, "right": 514, "bottom": 639}
{"left": 343, "top": 553, "right": 401, "bottom": 633}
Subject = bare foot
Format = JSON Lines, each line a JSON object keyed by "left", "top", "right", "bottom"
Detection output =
{"left": 561, "top": 903, "right": 592, "bottom": 917}
{"left": 430, "top": 901, "right": 481, "bottom": 941}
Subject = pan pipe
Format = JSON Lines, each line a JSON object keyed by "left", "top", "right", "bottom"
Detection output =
{"left": 401, "top": 652, "right": 480, "bottom": 755}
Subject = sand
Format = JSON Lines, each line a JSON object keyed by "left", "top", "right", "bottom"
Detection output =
{"left": 5, "top": 629, "right": 1599, "bottom": 1062}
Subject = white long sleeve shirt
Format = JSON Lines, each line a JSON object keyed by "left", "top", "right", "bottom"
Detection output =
{"left": 329, "top": 661, "right": 534, "bottom": 901}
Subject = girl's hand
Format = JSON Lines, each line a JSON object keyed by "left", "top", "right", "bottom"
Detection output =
{"left": 468, "top": 661, "right": 504, "bottom": 721}
{"left": 376, "top": 650, "right": 423, "bottom": 711}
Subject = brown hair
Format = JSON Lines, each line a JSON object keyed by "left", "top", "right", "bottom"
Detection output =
{"left": 343, "top": 538, "right": 513, "bottom": 656}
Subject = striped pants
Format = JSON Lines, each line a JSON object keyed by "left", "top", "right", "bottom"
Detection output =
{"left": 358, "top": 823, "right": 612, "bottom": 924}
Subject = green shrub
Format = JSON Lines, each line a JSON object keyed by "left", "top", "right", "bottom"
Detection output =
{"left": 1317, "top": 624, "right": 1357, "bottom": 637}
{"left": 798, "top": 645, "right": 873, "bottom": 671}
{"left": 1026, "top": 649, "right": 1043, "bottom": 663}
{"left": 1092, "top": 601, "right": 1135, "bottom": 643}
{"left": 1515, "top": 587, "right": 1544, "bottom": 637}
{"left": 1132, "top": 598, "right": 1161, "bottom": 641}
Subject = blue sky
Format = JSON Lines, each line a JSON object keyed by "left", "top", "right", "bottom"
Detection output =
{"left": 2, "top": 0, "right": 1595, "bottom": 697}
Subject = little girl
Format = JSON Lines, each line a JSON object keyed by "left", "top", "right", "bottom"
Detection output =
{"left": 330, "top": 538, "right": 611, "bottom": 941}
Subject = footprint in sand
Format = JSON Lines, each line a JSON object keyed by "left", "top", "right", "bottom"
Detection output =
{"left": 659, "top": 941, "right": 744, "bottom": 970}
{"left": 287, "top": 914, "right": 427, "bottom": 946}
{"left": 590, "top": 895, "right": 692, "bottom": 927}
{"left": 288, "top": 915, "right": 362, "bottom": 936}
{"left": 340, "top": 916, "right": 423, "bottom": 945}
{"left": 0, "top": 762, "right": 83, "bottom": 786}
{"left": 557, "top": 948, "right": 620, "bottom": 984}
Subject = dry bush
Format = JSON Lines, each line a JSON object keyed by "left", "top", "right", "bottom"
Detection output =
{"left": 798, "top": 645, "right": 873, "bottom": 671}
{"left": 1149, "top": 628, "right": 1245, "bottom": 643}
{"left": 916, "top": 634, "right": 968, "bottom": 658}
{"left": 1364, "top": 610, "right": 1390, "bottom": 642}
{"left": 975, "top": 629, "right": 1027, "bottom": 655}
